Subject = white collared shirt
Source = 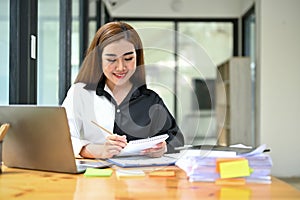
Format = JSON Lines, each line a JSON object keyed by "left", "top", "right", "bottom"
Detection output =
{"left": 62, "top": 82, "right": 115, "bottom": 156}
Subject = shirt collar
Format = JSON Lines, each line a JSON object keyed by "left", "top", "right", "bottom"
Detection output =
{"left": 95, "top": 75, "right": 150, "bottom": 99}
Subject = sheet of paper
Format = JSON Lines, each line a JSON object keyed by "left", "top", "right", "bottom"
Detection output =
{"left": 116, "top": 169, "right": 145, "bottom": 178}
{"left": 239, "top": 144, "right": 267, "bottom": 157}
{"left": 180, "top": 149, "right": 237, "bottom": 158}
{"left": 118, "top": 134, "right": 169, "bottom": 156}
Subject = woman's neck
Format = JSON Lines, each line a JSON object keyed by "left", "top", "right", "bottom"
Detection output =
{"left": 107, "top": 81, "right": 133, "bottom": 105}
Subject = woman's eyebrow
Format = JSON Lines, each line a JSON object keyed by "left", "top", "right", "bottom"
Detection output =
{"left": 123, "top": 51, "right": 134, "bottom": 56}
{"left": 104, "top": 51, "right": 134, "bottom": 57}
{"left": 104, "top": 53, "right": 116, "bottom": 57}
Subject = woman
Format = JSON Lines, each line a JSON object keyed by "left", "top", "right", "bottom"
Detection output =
{"left": 62, "top": 21, "right": 184, "bottom": 159}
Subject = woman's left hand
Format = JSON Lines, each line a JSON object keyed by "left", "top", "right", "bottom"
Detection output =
{"left": 141, "top": 141, "right": 166, "bottom": 158}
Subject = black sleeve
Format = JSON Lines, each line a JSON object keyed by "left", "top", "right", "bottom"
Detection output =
{"left": 151, "top": 96, "right": 184, "bottom": 153}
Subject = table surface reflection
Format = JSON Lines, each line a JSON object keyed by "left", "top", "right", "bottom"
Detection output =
{"left": 1, "top": 165, "right": 300, "bottom": 200}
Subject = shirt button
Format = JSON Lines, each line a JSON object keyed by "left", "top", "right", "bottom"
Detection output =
{"left": 116, "top": 109, "right": 120, "bottom": 113}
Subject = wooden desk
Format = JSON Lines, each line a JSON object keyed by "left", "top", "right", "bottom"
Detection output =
{"left": 1, "top": 165, "right": 300, "bottom": 200}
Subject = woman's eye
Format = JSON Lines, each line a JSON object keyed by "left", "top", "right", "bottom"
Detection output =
{"left": 124, "top": 57, "right": 134, "bottom": 61}
{"left": 107, "top": 59, "right": 116, "bottom": 63}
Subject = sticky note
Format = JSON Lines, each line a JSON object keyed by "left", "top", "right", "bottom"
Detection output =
{"left": 218, "top": 159, "right": 251, "bottom": 179}
{"left": 215, "top": 178, "right": 246, "bottom": 185}
{"left": 149, "top": 170, "right": 175, "bottom": 177}
{"left": 84, "top": 168, "right": 113, "bottom": 177}
{"left": 219, "top": 187, "right": 251, "bottom": 200}
{"left": 216, "top": 158, "right": 245, "bottom": 173}
{"left": 116, "top": 169, "right": 145, "bottom": 178}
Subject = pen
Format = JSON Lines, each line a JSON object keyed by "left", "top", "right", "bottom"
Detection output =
{"left": 0, "top": 123, "right": 10, "bottom": 141}
{"left": 91, "top": 120, "right": 113, "bottom": 135}
{"left": 91, "top": 121, "right": 127, "bottom": 145}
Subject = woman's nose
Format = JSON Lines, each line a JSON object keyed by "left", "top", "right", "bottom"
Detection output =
{"left": 115, "top": 58, "right": 125, "bottom": 71}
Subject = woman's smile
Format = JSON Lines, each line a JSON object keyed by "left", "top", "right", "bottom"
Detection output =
{"left": 113, "top": 71, "right": 127, "bottom": 79}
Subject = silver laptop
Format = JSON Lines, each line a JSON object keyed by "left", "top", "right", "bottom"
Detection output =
{"left": 0, "top": 105, "right": 111, "bottom": 173}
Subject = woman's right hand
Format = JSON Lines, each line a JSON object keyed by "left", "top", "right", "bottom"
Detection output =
{"left": 104, "top": 134, "right": 127, "bottom": 158}
{"left": 80, "top": 134, "right": 127, "bottom": 159}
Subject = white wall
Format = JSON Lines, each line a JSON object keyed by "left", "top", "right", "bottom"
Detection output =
{"left": 105, "top": 0, "right": 246, "bottom": 18}
{"left": 241, "top": 0, "right": 255, "bottom": 14}
{"left": 256, "top": 0, "right": 300, "bottom": 177}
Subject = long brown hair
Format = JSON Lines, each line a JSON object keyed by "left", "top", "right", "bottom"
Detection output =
{"left": 75, "top": 21, "right": 146, "bottom": 90}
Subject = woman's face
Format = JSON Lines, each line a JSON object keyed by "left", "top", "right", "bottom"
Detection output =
{"left": 102, "top": 39, "right": 136, "bottom": 89}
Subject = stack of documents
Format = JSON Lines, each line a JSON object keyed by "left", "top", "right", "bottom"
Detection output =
{"left": 175, "top": 144, "right": 272, "bottom": 184}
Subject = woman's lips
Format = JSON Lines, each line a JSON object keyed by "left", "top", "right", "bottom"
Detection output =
{"left": 113, "top": 72, "right": 127, "bottom": 79}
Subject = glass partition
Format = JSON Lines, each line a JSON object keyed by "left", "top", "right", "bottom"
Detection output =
{"left": 0, "top": 0, "right": 9, "bottom": 105}
{"left": 71, "top": 0, "right": 80, "bottom": 83}
{"left": 125, "top": 21, "right": 233, "bottom": 145}
{"left": 37, "top": 0, "right": 60, "bottom": 105}
{"left": 125, "top": 21, "right": 175, "bottom": 115}
{"left": 177, "top": 22, "right": 233, "bottom": 144}
{"left": 38, "top": 0, "right": 80, "bottom": 105}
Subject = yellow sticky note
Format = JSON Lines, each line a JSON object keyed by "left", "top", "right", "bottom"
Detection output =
{"left": 218, "top": 159, "right": 250, "bottom": 179}
{"left": 84, "top": 168, "right": 113, "bottom": 177}
{"left": 149, "top": 170, "right": 175, "bottom": 177}
{"left": 219, "top": 187, "right": 251, "bottom": 200}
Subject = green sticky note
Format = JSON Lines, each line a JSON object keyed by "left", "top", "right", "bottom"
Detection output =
{"left": 84, "top": 168, "right": 113, "bottom": 177}
{"left": 219, "top": 159, "right": 250, "bottom": 179}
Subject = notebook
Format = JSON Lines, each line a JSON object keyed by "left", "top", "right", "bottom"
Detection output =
{"left": 118, "top": 134, "right": 169, "bottom": 156}
{"left": 107, "top": 153, "right": 180, "bottom": 168}
{"left": 0, "top": 105, "right": 111, "bottom": 174}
